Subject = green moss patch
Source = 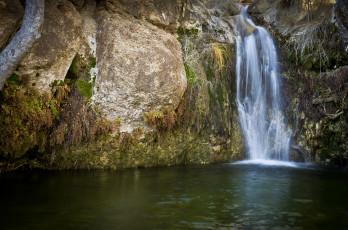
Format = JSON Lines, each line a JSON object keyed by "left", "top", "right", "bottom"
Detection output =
{"left": 217, "top": 83, "right": 224, "bottom": 108}
{"left": 65, "top": 54, "right": 97, "bottom": 102}
{"left": 77, "top": 80, "right": 93, "bottom": 101}
{"left": 184, "top": 63, "right": 196, "bottom": 86}
{"left": 7, "top": 73, "right": 22, "bottom": 85}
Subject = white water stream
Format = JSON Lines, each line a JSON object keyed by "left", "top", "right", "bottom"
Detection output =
{"left": 235, "top": 7, "right": 292, "bottom": 161}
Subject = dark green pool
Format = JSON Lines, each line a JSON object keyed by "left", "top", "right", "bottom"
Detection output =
{"left": 0, "top": 162, "right": 347, "bottom": 229}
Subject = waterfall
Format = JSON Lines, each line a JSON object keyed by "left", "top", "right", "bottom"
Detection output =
{"left": 235, "top": 7, "right": 292, "bottom": 161}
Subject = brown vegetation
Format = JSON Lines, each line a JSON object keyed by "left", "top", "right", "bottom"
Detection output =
{"left": 0, "top": 83, "right": 118, "bottom": 163}
{"left": 143, "top": 87, "right": 198, "bottom": 132}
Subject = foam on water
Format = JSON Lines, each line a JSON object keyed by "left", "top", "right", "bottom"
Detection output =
{"left": 232, "top": 159, "right": 298, "bottom": 168}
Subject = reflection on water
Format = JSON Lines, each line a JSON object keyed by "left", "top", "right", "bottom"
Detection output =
{"left": 0, "top": 164, "right": 347, "bottom": 229}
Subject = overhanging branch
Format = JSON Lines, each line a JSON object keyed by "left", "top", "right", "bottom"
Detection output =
{"left": 0, "top": 0, "right": 45, "bottom": 90}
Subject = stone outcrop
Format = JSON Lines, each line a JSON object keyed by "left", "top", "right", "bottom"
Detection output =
{"left": 0, "top": 0, "right": 24, "bottom": 52}
{"left": 93, "top": 10, "right": 187, "bottom": 132}
{"left": 14, "top": 0, "right": 82, "bottom": 92}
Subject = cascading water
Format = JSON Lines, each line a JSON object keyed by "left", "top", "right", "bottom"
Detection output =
{"left": 235, "top": 7, "right": 292, "bottom": 161}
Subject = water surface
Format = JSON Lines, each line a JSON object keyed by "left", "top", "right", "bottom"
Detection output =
{"left": 0, "top": 163, "right": 347, "bottom": 229}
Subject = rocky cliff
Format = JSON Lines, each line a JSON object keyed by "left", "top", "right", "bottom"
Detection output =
{"left": 0, "top": 0, "right": 244, "bottom": 171}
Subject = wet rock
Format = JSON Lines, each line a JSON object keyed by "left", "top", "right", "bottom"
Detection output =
{"left": 290, "top": 143, "right": 309, "bottom": 162}
{"left": 230, "top": 15, "right": 257, "bottom": 37}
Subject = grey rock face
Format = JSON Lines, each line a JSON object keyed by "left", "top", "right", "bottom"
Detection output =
{"left": 93, "top": 11, "right": 187, "bottom": 132}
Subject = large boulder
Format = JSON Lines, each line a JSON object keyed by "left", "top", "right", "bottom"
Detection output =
{"left": 93, "top": 11, "right": 187, "bottom": 132}
{"left": 15, "top": 0, "right": 82, "bottom": 92}
{"left": 0, "top": 0, "right": 24, "bottom": 52}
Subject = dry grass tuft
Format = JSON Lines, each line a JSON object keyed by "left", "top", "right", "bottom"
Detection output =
{"left": 211, "top": 43, "right": 230, "bottom": 71}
